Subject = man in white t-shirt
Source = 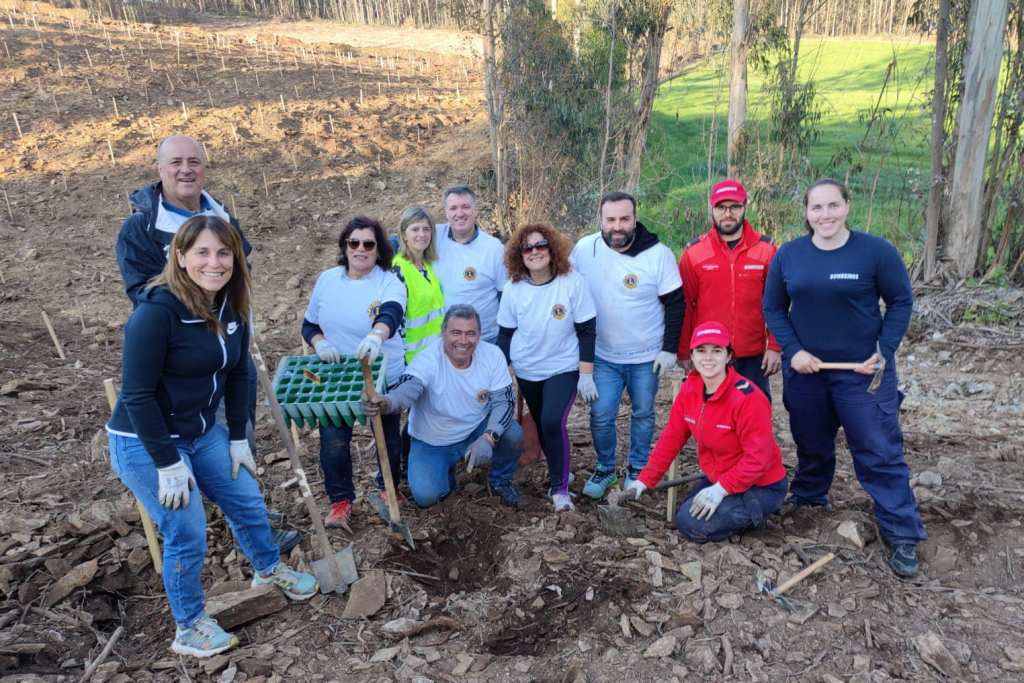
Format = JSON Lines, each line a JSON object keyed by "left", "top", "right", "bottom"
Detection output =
{"left": 433, "top": 185, "right": 507, "bottom": 343}
{"left": 571, "top": 192, "right": 685, "bottom": 500}
{"left": 363, "top": 305, "right": 523, "bottom": 508}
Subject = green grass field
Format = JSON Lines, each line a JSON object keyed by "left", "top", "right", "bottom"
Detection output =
{"left": 639, "top": 37, "right": 937, "bottom": 259}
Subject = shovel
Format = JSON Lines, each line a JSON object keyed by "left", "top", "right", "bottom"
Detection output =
{"left": 755, "top": 552, "right": 835, "bottom": 611}
{"left": 597, "top": 473, "right": 704, "bottom": 537}
{"left": 361, "top": 357, "right": 416, "bottom": 549}
{"left": 251, "top": 341, "right": 358, "bottom": 594}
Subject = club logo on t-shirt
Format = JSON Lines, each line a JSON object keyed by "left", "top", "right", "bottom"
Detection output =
{"left": 464, "top": 266, "right": 477, "bottom": 282}
{"left": 623, "top": 274, "right": 639, "bottom": 289}
{"left": 367, "top": 300, "right": 381, "bottom": 319}
{"left": 551, "top": 304, "right": 567, "bottom": 320}
{"left": 475, "top": 389, "right": 489, "bottom": 405}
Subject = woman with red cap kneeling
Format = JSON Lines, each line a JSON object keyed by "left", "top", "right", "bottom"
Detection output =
{"left": 624, "top": 321, "right": 787, "bottom": 542}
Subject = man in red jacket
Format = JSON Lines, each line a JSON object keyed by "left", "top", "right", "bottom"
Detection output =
{"left": 678, "top": 180, "right": 781, "bottom": 401}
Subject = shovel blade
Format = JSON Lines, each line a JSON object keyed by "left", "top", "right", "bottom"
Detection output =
{"left": 367, "top": 490, "right": 416, "bottom": 549}
{"left": 311, "top": 544, "right": 359, "bottom": 594}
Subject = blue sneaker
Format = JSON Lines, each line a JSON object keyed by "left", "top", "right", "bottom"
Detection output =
{"left": 252, "top": 563, "right": 319, "bottom": 601}
{"left": 171, "top": 613, "right": 238, "bottom": 658}
{"left": 492, "top": 481, "right": 521, "bottom": 508}
{"left": 582, "top": 470, "right": 619, "bottom": 500}
{"left": 888, "top": 543, "right": 919, "bottom": 578}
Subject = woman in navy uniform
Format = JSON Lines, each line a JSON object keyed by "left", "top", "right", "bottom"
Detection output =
{"left": 763, "top": 178, "right": 925, "bottom": 578}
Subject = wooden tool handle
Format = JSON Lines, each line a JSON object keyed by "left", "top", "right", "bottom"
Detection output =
{"left": 361, "top": 357, "right": 402, "bottom": 524}
{"left": 773, "top": 552, "right": 835, "bottom": 596}
{"left": 817, "top": 362, "right": 861, "bottom": 370}
{"left": 652, "top": 473, "right": 703, "bottom": 491}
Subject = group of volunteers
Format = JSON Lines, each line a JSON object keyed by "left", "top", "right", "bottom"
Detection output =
{"left": 105, "top": 134, "right": 925, "bottom": 658}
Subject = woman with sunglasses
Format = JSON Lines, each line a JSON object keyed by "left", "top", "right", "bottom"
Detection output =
{"left": 497, "top": 224, "right": 597, "bottom": 512}
{"left": 302, "top": 216, "right": 406, "bottom": 528}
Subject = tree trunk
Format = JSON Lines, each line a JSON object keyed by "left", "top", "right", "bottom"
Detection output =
{"left": 599, "top": 1, "right": 617, "bottom": 195}
{"left": 622, "top": 0, "right": 671, "bottom": 192}
{"left": 922, "top": 0, "right": 951, "bottom": 281}
{"left": 727, "top": 0, "right": 750, "bottom": 176}
{"left": 946, "top": 0, "right": 1009, "bottom": 279}
{"left": 482, "top": 0, "right": 509, "bottom": 231}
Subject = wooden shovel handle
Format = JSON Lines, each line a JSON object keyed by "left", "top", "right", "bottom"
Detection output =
{"left": 361, "top": 357, "right": 403, "bottom": 524}
{"left": 817, "top": 362, "right": 861, "bottom": 370}
{"left": 773, "top": 552, "right": 835, "bottom": 596}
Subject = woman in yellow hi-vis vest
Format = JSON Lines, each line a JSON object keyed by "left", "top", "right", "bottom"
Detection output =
{"left": 392, "top": 206, "right": 445, "bottom": 362}
{"left": 392, "top": 206, "right": 446, "bottom": 481}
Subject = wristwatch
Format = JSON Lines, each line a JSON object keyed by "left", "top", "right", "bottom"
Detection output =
{"left": 483, "top": 430, "right": 499, "bottom": 446}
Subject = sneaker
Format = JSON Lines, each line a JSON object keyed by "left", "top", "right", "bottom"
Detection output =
{"left": 551, "top": 493, "right": 575, "bottom": 512}
{"left": 492, "top": 482, "right": 521, "bottom": 508}
{"left": 252, "top": 563, "right": 319, "bottom": 600}
{"left": 777, "top": 496, "right": 828, "bottom": 517}
{"left": 582, "top": 470, "right": 619, "bottom": 500}
{"left": 171, "top": 613, "right": 238, "bottom": 658}
{"left": 271, "top": 528, "right": 302, "bottom": 554}
{"left": 324, "top": 500, "right": 352, "bottom": 528}
{"left": 888, "top": 543, "right": 919, "bottom": 578}
{"left": 623, "top": 467, "right": 642, "bottom": 490}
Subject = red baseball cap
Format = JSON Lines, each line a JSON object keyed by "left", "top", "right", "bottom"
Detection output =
{"left": 690, "top": 321, "right": 732, "bottom": 349}
{"left": 709, "top": 180, "right": 747, "bottom": 206}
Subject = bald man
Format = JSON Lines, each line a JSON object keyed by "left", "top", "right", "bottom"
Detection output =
{"left": 115, "top": 136, "right": 301, "bottom": 554}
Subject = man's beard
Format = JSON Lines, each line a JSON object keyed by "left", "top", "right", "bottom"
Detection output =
{"left": 713, "top": 214, "right": 744, "bottom": 239}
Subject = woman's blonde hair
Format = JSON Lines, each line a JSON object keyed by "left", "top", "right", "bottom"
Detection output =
{"left": 148, "top": 215, "right": 251, "bottom": 333}
{"left": 396, "top": 206, "right": 438, "bottom": 263}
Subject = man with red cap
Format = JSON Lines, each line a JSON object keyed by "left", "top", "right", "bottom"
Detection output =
{"left": 677, "top": 179, "right": 781, "bottom": 401}
{"left": 625, "top": 321, "right": 787, "bottom": 542}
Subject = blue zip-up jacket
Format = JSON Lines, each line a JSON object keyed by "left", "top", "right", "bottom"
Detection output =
{"left": 106, "top": 286, "right": 250, "bottom": 467}
{"left": 116, "top": 181, "right": 250, "bottom": 306}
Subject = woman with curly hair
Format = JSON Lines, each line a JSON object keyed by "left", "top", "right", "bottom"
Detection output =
{"left": 497, "top": 224, "right": 596, "bottom": 511}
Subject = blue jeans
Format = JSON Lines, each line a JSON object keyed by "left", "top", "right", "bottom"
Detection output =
{"left": 675, "top": 476, "right": 787, "bottom": 543}
{"left": 782, "top": 364, "right": 926, "bottom": 544}
{"left": 319, "top": 413, "right": 402, "bottom": 503}
{"left": 408, "top": 419, "right": 522, "bottom": 507}
{"left": 590, "top": 357, "right": 659, "bottom": 473}
{"left": 732, "top": 355, "right": 772, "bottom": 404}
{"left": 108, "top": 425, "right": 279, "bottom": 628}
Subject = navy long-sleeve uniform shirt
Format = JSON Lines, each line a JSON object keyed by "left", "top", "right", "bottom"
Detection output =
{"left": 762, "top": 231, "right": 913, "bottom": 365}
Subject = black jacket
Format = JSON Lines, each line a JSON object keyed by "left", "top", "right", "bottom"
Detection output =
{"left": 106, "top": 286, "right": 250, "bottom": 467}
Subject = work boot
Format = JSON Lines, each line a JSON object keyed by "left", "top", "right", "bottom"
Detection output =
{"left": 888, "top": 543, "right": 919, "bottom": 578}
{"left": 777, "top": 495, "right": 830, "bottom": 517}
{"left": 171, "top": 613, "right": 238, "bottom": 658}
{"left": 582, "top": 470, "right": 618, "bottom": 500}
{"left": 491, "top": 482, "right": 521, "bottom": 508}
{"left": 271, "top": 528, "right": 302, "bottom": 554}
{"left": 251, "top": 562, "right": 319, "bottom": 600}
{"left": 324, "top": 500, "right": 353, "bottom": 528}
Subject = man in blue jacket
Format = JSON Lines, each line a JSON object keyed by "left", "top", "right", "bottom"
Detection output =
{"left": 115, "top": 135, "right": 300, "bottom": 553}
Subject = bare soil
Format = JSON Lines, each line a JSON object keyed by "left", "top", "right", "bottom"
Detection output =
{"left": 2, "top": 4, "right": 1024, "bottom": 682}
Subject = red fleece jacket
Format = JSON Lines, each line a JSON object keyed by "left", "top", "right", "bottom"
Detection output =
{"left": 639, "top": 366, "right": 786, "bottom": 494}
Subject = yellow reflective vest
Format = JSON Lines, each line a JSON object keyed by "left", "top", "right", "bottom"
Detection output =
{"left": 393, "top": 255, "right": 445, "bottom": 363}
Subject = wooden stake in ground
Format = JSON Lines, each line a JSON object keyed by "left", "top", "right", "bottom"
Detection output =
{"left": 12, "top": 112, "right": 22, "bottom": 138}
{"left": 666, "top": 378, "right": 682, "bottom": 522}
{"left": 103, "top": 379, "right": 163, "bottom": 574}
{"left": 106, "top": 139, "right": 115, "bottom": 163}
{"left": 41, "top": 310, "right": 66, "bottom": 360}
{"left": 2, "top": 188, "right": 12, "bottom": 220}
{"left": 262, "top": 172, "right": 270, "bottom": 196}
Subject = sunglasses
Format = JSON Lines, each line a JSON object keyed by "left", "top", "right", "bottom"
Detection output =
{"left": 521, "top": 240, "right": 550, "bottom": 254}
{"left": 346, "top": 238, "right": 377, "bottom": 251}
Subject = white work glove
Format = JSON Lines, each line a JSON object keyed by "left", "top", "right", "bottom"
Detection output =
{"left": 577, "top": 373, "right": 598, "bottom": 403}
{"left": 157, "top": 460, "right": 196, "bottom": 510}
{"left": 689, "top": 482, "right": 728, "bottom": 521}
{"left": 652, "top": 351, "right": 677, "bottom": 377}
{"left": 314, "top": 338, "right": 341, "bottom": 363}
{"left": 465, "top": 435, "right": 494, "bottom": 472}
{"left": 355, "top": 331, "right": 384, "bottom": 361}
{"left": 624, "top": 479, "right": 647, "bottom": 500}
{"left": 229, "top": 440, "right": 257, "bottom": 480}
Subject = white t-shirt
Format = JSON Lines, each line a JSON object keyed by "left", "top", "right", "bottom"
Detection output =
{"left": 570, "top": 232, "right": 681, "bottom": 364}
{"left": 496, "top": 271, "right": 596, "bottom": 381}
{"left": 405, "top": 339, "right": 511, "bottom": 446}
{"left": 304, "top": 265, "right": 407, "bottom": 385}
{"left": 433, "top": 224, "right": 507, "bottom": 340}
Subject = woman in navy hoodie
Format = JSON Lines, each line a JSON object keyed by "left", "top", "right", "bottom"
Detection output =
{"left": 106, "top": 216, "right": 317, "bottom": 658}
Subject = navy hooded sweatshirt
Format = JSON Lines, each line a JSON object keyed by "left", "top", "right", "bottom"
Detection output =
{"left": 106, "top": 286, "right": 250, "bottom": 467}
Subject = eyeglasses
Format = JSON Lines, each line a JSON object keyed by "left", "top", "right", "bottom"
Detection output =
{"left": 346, "top": 238, "right": 377, "bottom": 251}
{"left": 712, "top": 203, "right": 744, "bottom": 214}
{"left": 521, "top": 240, "right": 550, "bottom": 254}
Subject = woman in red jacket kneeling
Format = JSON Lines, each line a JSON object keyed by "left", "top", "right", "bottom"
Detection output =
{"left": 625, "top": 321, "right": 787, "bottom": 542}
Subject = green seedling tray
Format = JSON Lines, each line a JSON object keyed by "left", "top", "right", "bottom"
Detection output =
{"left": 271, "top": 354, "right": 386, "bottom": 429}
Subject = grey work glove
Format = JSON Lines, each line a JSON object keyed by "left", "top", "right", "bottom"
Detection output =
{"left": 652, "top": 351, "right": 678, "bottom": 378}
{"left": 577, "top": 372, "right": 598, "bottom": 403}
{"left": 229, "top": 440, "right": 257, "bottom": 480}
{"left": 314, "top": 338, "right": 341, "bottom": 363}
{"left": 157, "top": 460, "right": 196, "bottom": 510}
{"left": 465, "top": 436, "right": 493, "bottom": 473}
{"left": 689, "top": 482, "right": 728, "bottom": 521}
{"left": 363, "top": 394, "right": 393, "bottom": 417}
